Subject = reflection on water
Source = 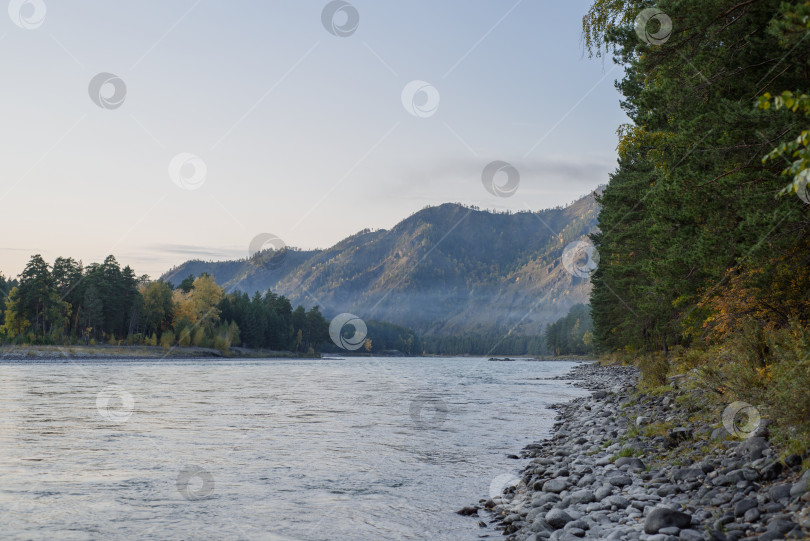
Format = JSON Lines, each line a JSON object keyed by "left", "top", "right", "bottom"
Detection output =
{"left": 0, "top": 357, "right": 588, "bottom": 540}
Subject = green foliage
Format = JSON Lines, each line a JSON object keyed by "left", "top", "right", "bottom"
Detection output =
{"left": 612, "top": 446, "right": 643, "bottom": 461}
{"left": 587, "top": 0, "right": 810, "bottom": 372}
{"left": 0, "top": 254, "right": 331, "bottom": 353}
{"left": 160, "top": 330, "right": 175, "bottom": 349}
{"left": 584, "top": 1, "right": 810, "bottom": 460}
{"left": 321, "top": 319, "right": 422, "bottom": 355}
{"left": 421, "top": 332, "right": 546, "bottom": 356}
{"left": 544, "top": 304, "right": 594, "bottom": 355}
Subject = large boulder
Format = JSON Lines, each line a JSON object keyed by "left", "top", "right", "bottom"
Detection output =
{"left": 569, "top": 489, "right": 596, "bottom": 504}
{"left": 790, "top": 470, "right": 810, "bottom": 498}
{"left": 733, "top": 498, "right": 758, "bottom": 517}
{"left": 544, "top": 508, "right": 574, "bottom": 529}
{"left": 542, "top": 477, "right": 570, "bottom": 493}
{"left": 643, "top": 507, "right": 692, "bottom": 534}
{"left": 734, "top": 436, "right": 769, "bottom": 461}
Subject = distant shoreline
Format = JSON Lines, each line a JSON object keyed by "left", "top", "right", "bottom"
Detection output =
{"left": 0, "top": 344, "right": 319, "bottom": 361}
{"left": 0, "top": 346, "right": 596, "bottom": 362}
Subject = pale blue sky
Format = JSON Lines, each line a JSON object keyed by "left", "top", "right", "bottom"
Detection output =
{"left": 0, "top": 0, "right": 627, "bottom": 279}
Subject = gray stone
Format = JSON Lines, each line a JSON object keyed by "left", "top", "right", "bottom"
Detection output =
{"left": 644, "top": 507, "right": 693, "bottom": 534}
{"left": 563, "top": 519, "right": 589, "bottom": 531}
{"left": 790, "top": 470, "right": 810, "bottom": 498}
{"left": 615, "top": 457, "right": 645, "bottom": 471}
{"left": 543, "top": 478, "right": 570, "bottom": 493}
{"left": 672, "top": 468, "right": 703, "bottom": 482}
{"left": 657, "top": 484, "right": 679, "bottom": 497}
{"left": 768, "top": 483, "right": 792, "bottom": 502}
{"left": 734, "top": 436, "right": 769, "bottom": 461}
{"left": 743, "top": 507, "right": 760, "bottom": 522}
{"left": 533, "top": 492, "right": 561, "bottom": 506}
{"left": 766, "top": 518, "right": 797, "bottom": 535}
{"left": 577, "top": 474, "right": 596, "bottom": 487}
{"left": 569, "top": 489, "right": 596, "bottom": 504}
{"left": 724, "top": 468, "right": 758, "bottom": 484}
{"left": 592, "top": 390, "right": 607, "bottom": 399}
{"left": 594, "top": 485, "right": 613, "bottom": 500}
{"left": 532, "top": 516, "right": 554, "bottom": 533}
{"left": 545, "top": 508, "right": 574, "bottom": 529}
{"left": 607, "top": 495, "right": 630, "bottom": 508}
{"left": 733, "top": 498, "right": 758, "bottom": 516}
{"left": 679, "top": 529, "right": 704, "bottom": 541}
{"left": 608, "top": 474, "right": 632, "bottom": 487}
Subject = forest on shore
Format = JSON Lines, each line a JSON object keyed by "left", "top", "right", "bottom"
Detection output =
{"left": 0, "top": 253, "right": 594, "bottom": 357}
{"left": 584, "top": 0, "right": 810, "bottom": 451}
{"left": 0, "top": 255, "right": 330, "bottom": 354}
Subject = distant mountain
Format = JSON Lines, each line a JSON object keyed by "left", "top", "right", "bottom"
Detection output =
{"left": 162, "top": 191, "right": 601, "bottom": 337}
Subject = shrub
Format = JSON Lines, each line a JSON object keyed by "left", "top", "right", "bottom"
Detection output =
{"left": 192, "top": 328, "right": 206, "bottom": 347}
{"left": 178, "top": 328, "right": 191, "bottom": 347}
{"left": 213, "top": 335, "right": 229, "bottom": 354}
{"left": 699, "top": 318, "right": 810, "bottom": 452}
{"left": 638, "top": 353, "right": 669, "bottom": 389}
{"left": 160, "top": 330, "right": 175, "bottom": 349}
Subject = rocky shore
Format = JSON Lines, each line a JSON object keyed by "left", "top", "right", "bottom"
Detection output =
{"left": 470, "top": 362, "right": 810, "bottom": 540}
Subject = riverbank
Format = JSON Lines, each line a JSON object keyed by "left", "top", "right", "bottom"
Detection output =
{"left": 473, "top": 362, "right": 810, "bottom": 540}
{"left": 0, "top": 344, "right": 318, "bottom": 360}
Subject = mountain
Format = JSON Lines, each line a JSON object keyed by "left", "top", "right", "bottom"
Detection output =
{"left": 161, "top": 191, "right": 601, "bottom": 337}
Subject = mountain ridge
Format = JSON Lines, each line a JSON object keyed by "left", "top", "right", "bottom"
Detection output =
{"left": 162, "top": 191, "right": 602, "bottom": 337}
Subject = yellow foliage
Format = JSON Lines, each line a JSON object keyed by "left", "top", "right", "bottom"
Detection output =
{"left": 172, "top": 290, "right": 197, "bottom": 324}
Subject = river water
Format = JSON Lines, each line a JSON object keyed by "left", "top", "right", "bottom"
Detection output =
{"left": 0, "top": 356, "right": 589, "bottom": 540}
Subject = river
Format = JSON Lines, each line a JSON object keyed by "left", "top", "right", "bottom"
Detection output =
{"left": 0, "top": 356, "right": 589, "bottom": 540}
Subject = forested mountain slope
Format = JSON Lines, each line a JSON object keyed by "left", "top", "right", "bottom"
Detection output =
{"left": 163, "top": 193, "right": 601, "bottom": 336}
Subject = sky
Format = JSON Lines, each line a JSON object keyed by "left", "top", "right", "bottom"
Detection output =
{"left": 0, "top": 0, "right": 628, "bottom": 279}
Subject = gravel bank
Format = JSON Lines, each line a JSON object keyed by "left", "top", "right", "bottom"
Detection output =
{"left": 467, "top": 362, "right": 810, "bottom": 540}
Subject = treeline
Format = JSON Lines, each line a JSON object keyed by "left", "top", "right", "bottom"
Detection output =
{"left": 322, "top": 320, "right": 422, "bottom": 355}
{"left": 421, "top": 332, "right": 546, "bottom": 356}
{"left": 583, "top": 2, "right": 810, "bottom": 443}
{"left": 585, "top": 0, "right": 810, "bottom": 353}
{"left": 0, "top": 254, "right": 328, "bottom": 353}
{"left": 544, "top": 304, "right": 594, "bottom": 355}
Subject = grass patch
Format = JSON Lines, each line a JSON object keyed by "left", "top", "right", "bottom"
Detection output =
{"left": 611, "top": 446, "right": 644, "bottom": 461}
{"left": 641, "top": 421, "right": 674, "bottom": 438}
